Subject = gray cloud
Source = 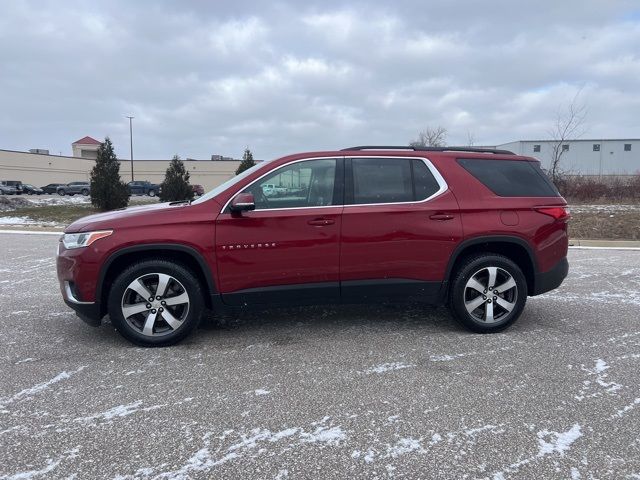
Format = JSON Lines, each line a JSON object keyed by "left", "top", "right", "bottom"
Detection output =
{"left": 0, "top": 0, "right": 638, "bottom": 159}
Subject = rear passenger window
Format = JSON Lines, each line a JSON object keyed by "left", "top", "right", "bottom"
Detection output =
{"left": 350, "top": 158, "right": 443, "bottom": 204}
{"left": 352, "top": 158, "right": 413, "bottom": 204}
{"left": 457, "top": 158, "right": 559, "bottom": 197}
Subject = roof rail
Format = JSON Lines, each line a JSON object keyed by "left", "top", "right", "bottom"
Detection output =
{"left": 341, "top": 145, "right": 515, "bottom": 155}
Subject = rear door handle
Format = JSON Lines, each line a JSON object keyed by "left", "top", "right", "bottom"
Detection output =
{"left": 307, "top": 218, "right": 335, "bottom": 226}
{"left": 429, "top": 213, "right": 454, "bottom": 221}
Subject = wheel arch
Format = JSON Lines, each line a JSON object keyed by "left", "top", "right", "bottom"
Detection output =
{"left": 97, "top": 244, "right": 216, "bottom": 316}
{"left": 445, "top": 236, "right": 538, "bottom": 295}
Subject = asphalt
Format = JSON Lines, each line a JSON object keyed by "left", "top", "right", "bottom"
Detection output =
{"left": 1, "top": 233, "right": 639, "bottom": 479}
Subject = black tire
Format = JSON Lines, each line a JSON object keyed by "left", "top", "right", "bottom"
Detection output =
{"left": 81, "top": 189, "right": 89, "bottom": 196}
{"left": 448, "top": 254, "right": 527, "bottom": 333}
{"left": 58, "top": 189, "right": 65, "bottom": 196}
{"left": 107, "top": 259, "right": 204, "bottom": 347}
{"left": 148, "top": 189, "right": 156, "bottom": 197}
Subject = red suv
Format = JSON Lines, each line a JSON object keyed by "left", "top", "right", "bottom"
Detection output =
{"left": 57, "top": 146, "right": 569, "bottom": 346}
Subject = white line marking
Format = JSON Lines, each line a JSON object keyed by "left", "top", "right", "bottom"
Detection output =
{"left": 0, "top": 229, "right": 62, "bottom": 236}
{"left": 569, "top": 246, "right": 640, "bottom": 251}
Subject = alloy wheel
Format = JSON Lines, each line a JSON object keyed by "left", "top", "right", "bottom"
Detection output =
{"left": 121, "top": 273, "right": 190, "bottom": 337}
{"left": 463, "top": 266, "right": 518, "bottom": 324}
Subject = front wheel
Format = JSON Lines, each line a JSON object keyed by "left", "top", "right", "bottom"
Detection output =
{"left": 148, "top": 189, "right": 156, "bottom": 197}
{"left": 58, "top": 189, "right": 65, "bottom": 196}
{"left": 107, "top": 259, "right": 204, "bottom": 347}
{"left": 81, "top": 189, "right": 89, "bottom": 196}
{"left": 448, "top": 254, "right": 527, "bottom": 333}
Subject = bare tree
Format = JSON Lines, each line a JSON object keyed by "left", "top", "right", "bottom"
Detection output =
{"left": 548, "top": 90, "right": 588, "bottom": 182}
{"left": 410, "top": 126, "right": 447, "bottom": 148}
{"left": 466, "top": 130, "right": 476, "bottom": 147}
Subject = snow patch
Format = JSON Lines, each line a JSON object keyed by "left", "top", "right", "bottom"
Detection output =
{"left": 0, "top": 366, "right": 85, "bottom": 407}
{"left": 365, "top": 362, "right": 414, "bottom": 374}
{"left": 492, "top": 424, "right": 583, "bottom": 478}
{"left": 75, "top": 400, "right": 164, "bottom": 423}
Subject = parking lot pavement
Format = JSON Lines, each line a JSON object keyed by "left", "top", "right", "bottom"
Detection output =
{"left": 1, "top": 233, "right": 639, "bottom": 479}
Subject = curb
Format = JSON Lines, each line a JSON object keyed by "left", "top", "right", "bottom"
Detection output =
{"left": 569, "top": 239, "right": 640, "bottom": 248}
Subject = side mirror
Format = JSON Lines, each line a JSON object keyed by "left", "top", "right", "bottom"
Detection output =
{"left": 230, "top": 192, "right": 255, "bottom": 213}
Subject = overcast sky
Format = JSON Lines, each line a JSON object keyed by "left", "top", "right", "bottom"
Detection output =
{"left": 1, "top": 1, "right": 638, "bottom": 160}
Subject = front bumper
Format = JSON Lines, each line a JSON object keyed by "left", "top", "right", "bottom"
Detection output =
{"left": 532, "top": 257, "right": 569, "bottom": 296}
{"left": 61, "top": 280, "right": 103, "bottom": 326}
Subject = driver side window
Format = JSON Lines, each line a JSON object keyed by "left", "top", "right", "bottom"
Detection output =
{"left": 243, "top": 159, "right": 337, "bottom": 210}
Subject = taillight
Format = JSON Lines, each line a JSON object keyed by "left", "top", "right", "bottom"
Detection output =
{"left": 535, "top": 206, "right": 570, "bottom": 220}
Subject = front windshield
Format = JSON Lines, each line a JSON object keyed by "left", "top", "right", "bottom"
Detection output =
{"left": 191, "top": 161, "right": 269, "bottom": 205}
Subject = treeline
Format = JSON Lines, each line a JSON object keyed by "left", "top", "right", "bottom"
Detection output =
{"left": 555, "top": 175, "right": 640, "bottom": 202}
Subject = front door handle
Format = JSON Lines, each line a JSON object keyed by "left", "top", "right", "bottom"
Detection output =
{"left": 429, "top": 213, "right": 454, "bottom": 221}
{"left": 307, "top": 218, "right": 335, "bottom": 226}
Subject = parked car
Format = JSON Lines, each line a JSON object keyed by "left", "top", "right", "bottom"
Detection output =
{"left": 42, "top": 183, "right": 66, "bottom": 194}
{"left": 57, "top": 182, "right": 90, "bottom": 196}
{"left": 0, "top": 184, "right": 17, "bottom": 195}
{"left": 128, "top": 180, "right": 159, "bottom": 197}
{"left": 22, "top": 184, "right": 44, "bottom": 195}
{"left": 191, "top": 184, "right": 205, "bottom": 196}
{"left": 57, "top": 146, "right": 569, "bottom": 347}
{"left": 1, "top": 180, "right": 23, "bottom": 194}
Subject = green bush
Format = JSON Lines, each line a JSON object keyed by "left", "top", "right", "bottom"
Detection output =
{"left": 89, "top": 137, "right": 129, "bottom": 211}
{"left": 159, "top": 155, "right": 194, "bottom": 202}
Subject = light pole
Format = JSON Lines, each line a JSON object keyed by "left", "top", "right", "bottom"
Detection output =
{"left": 126, "top": 116, "right": 134, "bottom": 181}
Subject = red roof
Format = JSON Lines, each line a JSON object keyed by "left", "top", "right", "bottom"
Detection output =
{"left": 72, "top": 136, "right": 101, "bottom": 145}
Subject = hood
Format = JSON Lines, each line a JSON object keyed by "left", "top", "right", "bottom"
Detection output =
{"left": 65, "top": 201, "right": 192, "bottom": 233}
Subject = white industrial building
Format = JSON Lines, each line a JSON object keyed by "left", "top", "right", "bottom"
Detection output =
{"left": 496, "top": 139, "right": 639, "bottom": 176}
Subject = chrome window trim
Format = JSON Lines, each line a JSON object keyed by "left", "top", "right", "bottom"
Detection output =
{"left": 219, "top": 155, "right": 449, "bottom": 213}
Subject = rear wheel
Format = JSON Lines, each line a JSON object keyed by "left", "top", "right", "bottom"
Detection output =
{"left": 449, "top": 254, "right": 527, "bottom": 333}
{"left": 81, "top": 189, "right": 89, "bottom": 196}
{"left": 58, "top": 189, "right": 65, "bottom": 196}
{"left": 107, "top": 260, "right": 204, "bottom": 347}
{"left": 148, "top": 189, "right": 156, "bottom": 197}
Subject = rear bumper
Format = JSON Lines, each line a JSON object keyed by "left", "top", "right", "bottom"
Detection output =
{"left": 532, "top": 257, "right": 569, "bottom": 296}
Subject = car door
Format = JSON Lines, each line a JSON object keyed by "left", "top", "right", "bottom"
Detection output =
{"left": 340, "top": 156, "right": 463, "bottom": 302}
{"left": 215, "top": 157, "right": 344, "bottom": 306}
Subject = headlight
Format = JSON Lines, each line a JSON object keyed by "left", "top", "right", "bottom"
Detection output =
{"left": 62, "top": 230, "right": 113, "bottom": 249}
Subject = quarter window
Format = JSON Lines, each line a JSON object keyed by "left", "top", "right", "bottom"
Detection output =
{"left": 242, "top": 159, "right": 337, "bottom": 210}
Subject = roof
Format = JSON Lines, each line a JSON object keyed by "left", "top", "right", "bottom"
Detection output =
{"left": 72, "top": 136, "right": 101, "bottom": 145}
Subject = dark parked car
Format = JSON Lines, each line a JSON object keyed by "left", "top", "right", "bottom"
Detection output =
{"left": 22, "top": 184, "right": 44, "bottom": 195}
{"left": 192, "top": 184, "right": 205, "bottom": 196}
{"left": 58, "top": 146, "right": 569, "bottom": 347}
{"left": 127, "top": 181, "right": 159, "bottom": 197}
{"left": 57, "top": 182, "right": 90, "bottom": 196}
{"left": 1, "top": 180, "right": 23, "bottom": 194}
{"left": 42, "top": 183, "right": 66, "bottom": 194}
{"left": 0, "top": 184, "right": 17, "bottom": 195}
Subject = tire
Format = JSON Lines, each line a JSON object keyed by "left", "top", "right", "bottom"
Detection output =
{"left": 58, "top": 189, "right": 65, "bottom": 196}
{"left": 107, "top": 259, "right": 204, "bottom": 347}
{"left": 148, "top": 189, "right": 156, "bottom": 197}
{"left": 448, "top": 254, "right": 527, "bottom": 333}
{"left": 81, "top": 189, "right": 89, "bottom": 196}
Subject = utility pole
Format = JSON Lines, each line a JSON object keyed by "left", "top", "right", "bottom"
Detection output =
{"left": 126, "top": 116, "right": 134, "bottom": 181}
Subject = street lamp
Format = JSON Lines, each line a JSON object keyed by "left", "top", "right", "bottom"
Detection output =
{"left": 126, "top": 116, "right": 134, "bottom": 181}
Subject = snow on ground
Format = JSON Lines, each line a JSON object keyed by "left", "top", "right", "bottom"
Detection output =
{"left": 570, "top": 204, "right": 640, "bottom": 213}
